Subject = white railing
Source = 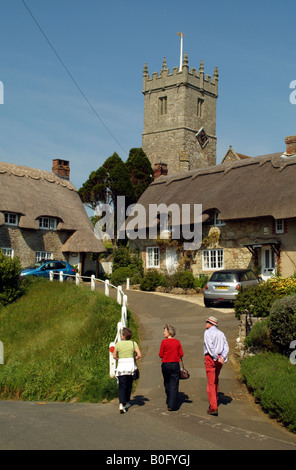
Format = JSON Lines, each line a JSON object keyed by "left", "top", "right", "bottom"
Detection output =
{"left": 49, "top": 271, "right": 129, "bottom": 378}
{"left": 0, "top": 341, "right": 3, "bottom": 365}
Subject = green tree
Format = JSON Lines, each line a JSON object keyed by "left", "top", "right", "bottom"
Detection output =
{"left": 126, "top": 148, "right": 153, "bottom": 201}
{"left": 78, "top": 152, "right": 134, "bottom": 210}
{"left": 0, "top": 253, "right": 23, "bottom": 306}
{"left": 78, "top": 149, "right": 153, "bottom": 243}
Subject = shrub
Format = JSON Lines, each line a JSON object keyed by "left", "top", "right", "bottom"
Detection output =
{"left": 140, "top": 270, "right": 167, "bottom": 291}
{"left": 111, "top": 246, "right": 143, "bottom": 286}
{"left": 234, "top": 282, "right": 278, "bottom": 319}
{"left": 171, "top": 270, "right": 195, "bottom": 289}
{"left": 244, "top": 319, "right": 272, "bottom": 351}
{"left": 241, "top": 352, "right": 296, "bottom": 432}
{"left": 0, "top": 253, "right": 23, "bottom": 306}
{"left": 110, "top": 267, "right": 133, "bottom": 286}
{"left": 268, "top": 295, "right": 296, "bottom": 355}
{"left": 194, "top": 275, "right": 209, "bottom": 289}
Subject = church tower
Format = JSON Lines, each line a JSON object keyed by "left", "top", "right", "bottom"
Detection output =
{"left": 142, "top": 52, "right": 219, "bottom": 175}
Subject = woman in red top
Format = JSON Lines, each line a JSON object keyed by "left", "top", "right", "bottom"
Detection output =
{"left": 159, "top": 324, "right": 184, "bottom": 411}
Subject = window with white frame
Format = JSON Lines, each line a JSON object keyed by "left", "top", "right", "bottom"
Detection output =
{"left": 146, "top": 247, "right": 160, "bottom": 268}
{"left": 275, "top": 219, "right": 284, "bottom": 234}
{"left": 39, "top": 217, "right": 57, "bottom": 230}
{"left": 35, "top": 251, "right": 53, "bottom": 262}
{"left": 202, "top": 249, "right": 224, "bottom": 270}
{"left": 4, "top": 212, "right": 19, "bottom": 226}
{"left": 1, "top": 248, "right": 14, "bottom": 258}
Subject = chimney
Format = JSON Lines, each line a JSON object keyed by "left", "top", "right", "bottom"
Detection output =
{"left": 52, "top": 159, "right": 70, "bottom": 179}
{"left": 154, "top": 162, "right": 168, "bottom": 180}
{"left": 285, "top": 135, "right": 296, "bottom": 157}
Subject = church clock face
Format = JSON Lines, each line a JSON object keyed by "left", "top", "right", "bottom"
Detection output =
{"left": 196, "top": 127, "right": 209, "bottom": 149}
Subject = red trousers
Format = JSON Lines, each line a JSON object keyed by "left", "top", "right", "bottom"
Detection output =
{"left": 205, "top": 354, "right": 223, "bottom": 410}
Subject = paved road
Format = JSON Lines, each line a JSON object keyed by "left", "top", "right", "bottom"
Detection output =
{"left": 1, "top": 288, "right": 296, "bottom": 451}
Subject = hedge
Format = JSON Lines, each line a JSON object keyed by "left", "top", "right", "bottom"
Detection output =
{"left": 241, "top": 352, "right": 296, "bottom": 432}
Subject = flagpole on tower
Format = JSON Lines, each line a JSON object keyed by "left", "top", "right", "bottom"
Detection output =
{"left": 177, "top": 32, "right": 184, "bottom": 71}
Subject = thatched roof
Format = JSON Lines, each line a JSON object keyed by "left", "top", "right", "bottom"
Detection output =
{"left": 132, "top": 152, "right": 296, "bottom": 227}
{"left": 0, "top": 162, "right": 106, "bottom": 253}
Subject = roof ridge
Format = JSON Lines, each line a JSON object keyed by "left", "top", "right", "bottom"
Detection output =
{"left": 0, "top": 161, "right": 76, "bottom": 191}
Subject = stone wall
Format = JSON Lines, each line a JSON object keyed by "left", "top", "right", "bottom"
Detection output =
{"left": 0, "top": 225, "right": 69, "bottom": 267}
{"left": 235, "top": 312, "right": 264, "bottom": 360}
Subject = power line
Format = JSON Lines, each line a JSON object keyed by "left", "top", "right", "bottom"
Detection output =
{"left": 20, "top": 0, "right": 127, "bottom": 155}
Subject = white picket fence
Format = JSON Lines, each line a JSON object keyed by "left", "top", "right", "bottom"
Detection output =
{"left": 49, "top": 271, "right": 129, "bottom": 378}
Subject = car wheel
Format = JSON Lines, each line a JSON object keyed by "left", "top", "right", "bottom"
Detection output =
{"left": 204, "top": 299, "right": 213, "bottom": 308}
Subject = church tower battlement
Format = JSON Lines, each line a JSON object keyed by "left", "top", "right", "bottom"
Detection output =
{"left": 142, "top": 53, "right": 219, "bottom": 175}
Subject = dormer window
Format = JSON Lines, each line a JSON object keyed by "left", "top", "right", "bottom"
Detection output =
{"left": 4, "top": 212, "right": 19, "bottom": 226}
{"left": 39, "top": 217, "right": 57, "bottom": 230}
{"left": 214, "top": 211, "right": 225, "bottom": 227}
{"left": 275, "top": 219, "right": 284, "bottom": 234}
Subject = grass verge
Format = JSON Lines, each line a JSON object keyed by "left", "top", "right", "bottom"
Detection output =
{"left": 241, "top": 352, "right": 296, "bottom": 432}
{"left": 0, "top": 278, "right": 138, "bottom": 402}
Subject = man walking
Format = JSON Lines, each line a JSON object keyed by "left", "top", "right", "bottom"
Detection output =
{"left": 204, "top": 316, "right": 229, "bottom": 416}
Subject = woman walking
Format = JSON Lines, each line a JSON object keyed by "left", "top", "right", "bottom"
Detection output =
{"left": 113, "top": 327, "right": 142, "bottom": 413}
{"left": 159, "top": 324, "right": 183, "bottom": 411}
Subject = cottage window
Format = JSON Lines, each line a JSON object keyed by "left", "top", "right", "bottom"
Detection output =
{"left": 4, "top": 212, "right": 18, "bottom": 226}
{"left": 202, "top": 249, "right": 224, "bottom": 270}
{"left": 35, "top": 251, "right": 53, "bottom": 262}
{"left": 1, "top": 248, "right": 14, "bottom": 258}
{"left": 146, "top": 247, "right": 160, "bottom": 268}
{"left": 39, "top": 217, "right": 57, "bottom": 230}
{"left": 275, "top": 219, "right": 284, "bottom": 234}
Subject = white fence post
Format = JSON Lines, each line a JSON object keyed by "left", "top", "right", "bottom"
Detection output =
{"left": 91, "top": 274, "right": 95, "bottom": 291}
{"left": 75, "top": 273, "right": 80, "bottom": 286}
{"left": 59, "top": 271, "right": 63, "bottom": 282}
{"left": 0, "top": 341, "right": 3, "bottom": 364}
{"left": 117, "top": 286, "right": 122, "bottom": 304}
{"left": 49, "top": 271, "right": 53, "bottom": 281}
{"left": 109, "top": 341, "right": 116, "bottom": 378}
{"left": 126, "top": 278, "right": 130, "bottom": 290}
{"left": 105, "top": 279, "right": 109, "bottom": 296}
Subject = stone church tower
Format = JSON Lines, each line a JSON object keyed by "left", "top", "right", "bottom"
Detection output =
{"left": 142, "top": 53, "right": 219, "bottom": 176}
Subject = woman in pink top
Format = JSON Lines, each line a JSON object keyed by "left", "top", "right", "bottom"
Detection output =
{"left": 159, "top": 324, "right": 184, "bottom": 411}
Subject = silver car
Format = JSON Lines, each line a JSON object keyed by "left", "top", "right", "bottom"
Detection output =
{"left": 204, "top": 269, "right": 260, "bottom": 307}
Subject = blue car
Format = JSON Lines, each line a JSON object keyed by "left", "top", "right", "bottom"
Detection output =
{"left": 20, "top": 260, "right": 76, "bottom": 280}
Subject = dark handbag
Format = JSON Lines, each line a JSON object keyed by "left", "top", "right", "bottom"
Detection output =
{"left": 180, "top": 358, "right": 190, "bottom": 380}
{"left": 133, "top": 368, "right": 140, "bottom": 381}
{"left": 133, "top": 341, "right": 140, "bottom": 381}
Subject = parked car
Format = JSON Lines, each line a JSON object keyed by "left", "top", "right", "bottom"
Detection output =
{"left": 204, "top": 268, "right": 260, "bottom": 307}
{"left": 20, "top": 260, "right": 76, "bottom": 280}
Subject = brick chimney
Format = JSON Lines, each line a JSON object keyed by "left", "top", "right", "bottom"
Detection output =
{"left": 52, "top": 159, "right": 70, "bottom": 179}
{"left": 285, "top": 135, "right": 296, "bottom": 156}
{"left": 154, "top": 162, "right": 168, "bottom": 180}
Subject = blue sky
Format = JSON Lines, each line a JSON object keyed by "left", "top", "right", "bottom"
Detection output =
{"left": 1, "top": 0, "right": 296, "bottom": 191}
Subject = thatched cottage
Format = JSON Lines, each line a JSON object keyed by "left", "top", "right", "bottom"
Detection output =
{"left": 128, "top": 135, "right": 296, "bottom": 280}
{"left": 0, "top": 159, "right": 105, "bottom": 274}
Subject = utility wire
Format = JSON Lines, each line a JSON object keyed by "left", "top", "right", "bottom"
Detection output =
{"left": 20, "top": 0, "right": 127, "bottom": 155}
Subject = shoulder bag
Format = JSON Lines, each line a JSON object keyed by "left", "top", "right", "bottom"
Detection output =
{"left": 180, "top": 358, "right": 190, "bottom": 380}
{"left": 132, "top": 341, "right": 140, "bottom": 381}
